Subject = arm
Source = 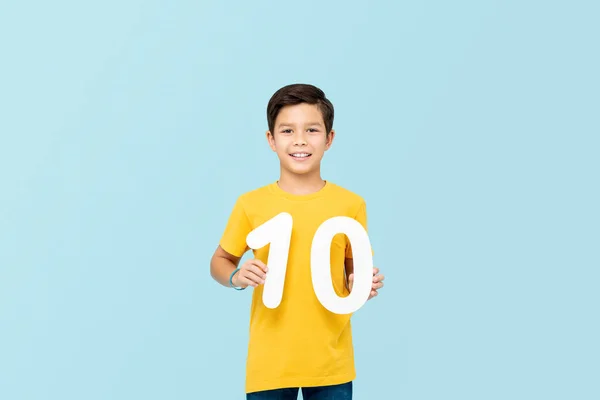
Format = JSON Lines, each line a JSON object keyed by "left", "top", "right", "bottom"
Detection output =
{"left": 212, "top": 195, "right": 262, "bottom": 289}
{"left": 343, "top": 200, "right": 384, "bottom": 299}
{"left": 210, "top": 245, "right": 242, "bottom": 287}
{"left": 345, "top": 256, "right": 384, "bottom": 299}
{"left": 210, "top": 245, "right": 268, "bottom": 289}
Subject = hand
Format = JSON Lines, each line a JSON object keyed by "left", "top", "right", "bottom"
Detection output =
{"left": 348, "top": 267, "right": 385, "bottom": 300}
{"left": 232, "top": 259, "right": 268, "bottom": 289}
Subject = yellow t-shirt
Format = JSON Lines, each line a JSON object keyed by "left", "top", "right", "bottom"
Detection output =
{"left": 219, "top": 181, "right": 370, "bottom": 393}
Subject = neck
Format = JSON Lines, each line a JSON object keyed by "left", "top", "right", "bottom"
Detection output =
{"left": 277, "top": 169, "right": 325, "bottom": 195}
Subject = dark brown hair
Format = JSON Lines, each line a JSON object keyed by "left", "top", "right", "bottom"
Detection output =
{"left": 267, "top": 83, "right": 334, "bottom": 136}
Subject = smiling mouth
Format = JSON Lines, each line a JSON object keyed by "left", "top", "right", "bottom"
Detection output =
{"left": 289, "top": 152, "right": 312, "bottom": 159}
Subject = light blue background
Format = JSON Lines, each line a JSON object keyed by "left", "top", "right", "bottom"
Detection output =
{"left": 1, "top": 1, "right": 598, "bottom": 399}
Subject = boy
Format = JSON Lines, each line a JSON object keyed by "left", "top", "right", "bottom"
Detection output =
{"left": 210, "top": 83, "right": 385, "bottom": 399}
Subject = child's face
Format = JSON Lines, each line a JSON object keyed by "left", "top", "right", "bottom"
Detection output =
{"left": 267, "top": 103, "right": 334, "bottom": 177}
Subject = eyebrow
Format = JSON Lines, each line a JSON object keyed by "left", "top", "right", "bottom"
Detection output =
{"left": 277, "top": 122, "right": 324, "bottom": 128}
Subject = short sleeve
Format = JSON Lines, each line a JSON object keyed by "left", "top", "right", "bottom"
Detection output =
{"left": 219, "top": 196, "right": 252, "bottom": 257}
{"left": 345, "top": 200, "right": 374, "bottom": 258}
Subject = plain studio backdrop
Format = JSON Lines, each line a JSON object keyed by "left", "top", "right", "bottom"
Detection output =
{"left": 0, "top": 1, "right": 598, "bottom": 399}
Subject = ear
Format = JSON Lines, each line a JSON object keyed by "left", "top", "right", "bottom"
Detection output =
{"left": 266, "top": 130, "right": 277, "bottom": 152}
{"left": 325, "top": 129, "right": 335, "bottom": 151}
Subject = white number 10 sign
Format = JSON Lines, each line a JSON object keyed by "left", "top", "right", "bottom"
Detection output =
{"left": 246, "top": 212, "right": 373, "bottom": 315}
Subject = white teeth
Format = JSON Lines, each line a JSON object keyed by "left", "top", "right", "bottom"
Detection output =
{"left": 291, "top": 153, "right": 310, "bottom": 158}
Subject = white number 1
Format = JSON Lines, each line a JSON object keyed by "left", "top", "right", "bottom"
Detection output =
{"left": 246, "top": 213, "right": 293, "bottom": 309}
{"left": 245, "top": 212, "right": 374, "bottom": 315}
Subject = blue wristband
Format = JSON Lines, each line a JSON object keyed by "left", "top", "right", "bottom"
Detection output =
{"left": 229, "top": 267, "right": 245, "bottom": 290}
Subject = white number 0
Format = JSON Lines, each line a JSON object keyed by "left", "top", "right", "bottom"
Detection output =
{"left": 246, "top": 212, "right": 373, "bottom": 315}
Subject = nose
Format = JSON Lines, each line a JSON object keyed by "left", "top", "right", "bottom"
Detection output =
{"left": 293, "top": 132, "right": 307, "bottom": 146}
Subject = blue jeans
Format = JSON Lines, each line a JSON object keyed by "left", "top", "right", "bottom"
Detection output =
{"left": 246, "top": 381, "right": 352, "bottom": 400}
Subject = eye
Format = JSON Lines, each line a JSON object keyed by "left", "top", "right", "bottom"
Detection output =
{"left": 307, "top": 128, "right": 319, "bottom": 133}
{"left": 281, "top": 129, "right": 292, "bottom": 134}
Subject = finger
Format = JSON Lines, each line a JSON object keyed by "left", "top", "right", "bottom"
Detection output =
{"left": 373, "top": 274, "right": 385, "bottom": 283}
{"left": 373, "top": 267, "right": 379, "bottom": 276}
{"left": 237, "top": 271, "right": 258, "bottom": 287}
{"left": 242, "top": 260, "right": 266, "bottom": 279}
{"left": 249, "top": 259, "right": 268, "bottom": 273}
{"left": 368, "top": 290, "right": 378, "bottom": 300}
{"left": 237, "top": 274, "right": 258, "bottom": 288}
{"left": 246, "top": 264, "right": 267, "bottom": 280}
{"left": 372, "top": 281, "right": 384, "bottom": 290}
{"left": 241, "top": 269, "right": 265, "bottom": 286}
